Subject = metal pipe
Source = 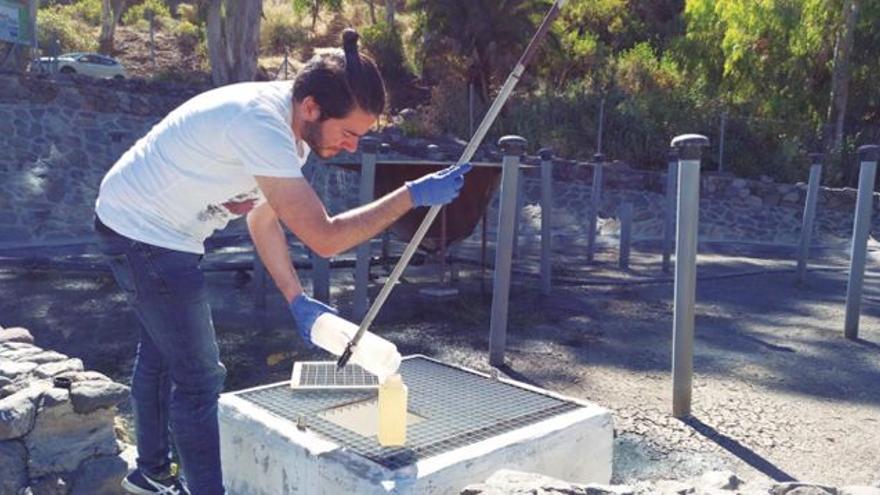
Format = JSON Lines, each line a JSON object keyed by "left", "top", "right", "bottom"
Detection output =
{"left": 671, "top": 134, "right": 708, "bottom": 418}
{"left": 619, "top": 203, "right": 632, "bottom": 270}
{"left": 489, "top": 136, "right": 527, "bottom": 366}
{"left": 513, "top": 165, "right": 525, "bottom": 259}
{"left": 253, "top": 253, "right": 267, "bottom": 309}
{"left": 587, "top": 160, "right": 604, "bottom": 262}
{"left": 440, "top": 206, "right": 448, "bottom": 284}
{"left": 596, "top": 96, "right": 606, "bottom": 158}
{"left": 312, "top": 164, "right": 331, "bottom": 303}
{"left": 353, "top": 137, "right": 379, "bottom": 319}
{"left": 539, "top": 148, "right": 554, "bottom": 294}
{"left": 718, "top": 112, "right": 727, "bottom": 173}
{"left": 796, "top": 153, "right": 823, "bottom": 284}
{"left": 662, "top": 150, "right": 678, "bottom": 273}
{"left": 338, "top": 0, "right": 568, "bottom": 368}
{"left": 481, "top": 209, "right": 488, "bottom": 293}
{"left": 844, "top": 144, "right": 879, "bottom": 339}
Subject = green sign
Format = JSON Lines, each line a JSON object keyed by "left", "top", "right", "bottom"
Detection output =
{"left": 0, "top": 0, "right": 31, "bottom": 46}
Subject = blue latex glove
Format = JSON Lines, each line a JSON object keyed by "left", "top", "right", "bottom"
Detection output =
{"left": 288, "top": 293, "right": 338, "bottom": 348}
{"left": 405, "top": 163, "right": 472, "bottom": 207}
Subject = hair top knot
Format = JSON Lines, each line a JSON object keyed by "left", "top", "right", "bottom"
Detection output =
{"left": 342, "top": 28, "right": 361, "bottom": 74}
{"left": 342, "top": 28, "right": 359, "bottom": 52}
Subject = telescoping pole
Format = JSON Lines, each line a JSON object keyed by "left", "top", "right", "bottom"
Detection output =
{"left": 337, "top": 0, "right": 570, "bottom": 368}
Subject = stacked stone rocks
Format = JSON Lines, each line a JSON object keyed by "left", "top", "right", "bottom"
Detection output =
{"left": 461, "top": 470, "right": 880, "bottom": 495}
{"left": 0, "top": 324, "right": 131, "bottom": 494}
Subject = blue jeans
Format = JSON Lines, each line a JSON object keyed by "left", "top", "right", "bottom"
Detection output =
{"left": 95, "top": 218, "right": 226, "bottom": 495}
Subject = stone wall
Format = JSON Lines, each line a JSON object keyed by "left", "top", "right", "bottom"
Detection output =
{"left": 0, "top": 72, "right": 203, "bottom": 244}
{"left": 316, "top": 160, "right": 874, "bottom": 250}
{"left": 1, "top": 71, "right": 877, "bottom": 250}
{"left": 0, "top": 324, "right": 132, "bottom": 494}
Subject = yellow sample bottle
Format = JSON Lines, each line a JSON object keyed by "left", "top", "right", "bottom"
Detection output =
{"left": 377, "top": 374, "right": 407, "bottom": 447}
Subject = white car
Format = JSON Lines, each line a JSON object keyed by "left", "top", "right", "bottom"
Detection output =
{"left": 30, "top": 52, "right": 127, "bottom": 79}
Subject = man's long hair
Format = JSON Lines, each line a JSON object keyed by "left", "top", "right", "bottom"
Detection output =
{"left": 292, "top": 29, "right": 386, "bottom": 119}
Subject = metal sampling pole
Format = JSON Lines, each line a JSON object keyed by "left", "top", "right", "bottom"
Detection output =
{"left": 337, "top": 0, "right": 570, "bottom": 368}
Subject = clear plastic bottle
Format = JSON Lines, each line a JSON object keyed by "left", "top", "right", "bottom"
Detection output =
{"left": 309, "top": 312, "right": 402, "bottom": 381}
{"left": 377, "top": 373, "right": 407, "bottom": 447}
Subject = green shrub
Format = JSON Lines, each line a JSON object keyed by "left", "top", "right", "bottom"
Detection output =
{"left": 361, "top": 21, "right": 410, "bottom": 82}
{"left": 176, "top": 2, "right": 199, "bottom": 24}
{"left": 260, "top": 4, "right": 307, "bottom": 55}
{"left": 122, "top": 0, "right": 172, "bottom": 27}
{"left": 37, "top": 6, "right": 97, "bottom": 53}
{"left": 407, "top": 73, "right": 471, "bottom": 138}
{"left": 64, "top": 0, "right": 103, "bottom": 27}
{"left": 175, "top": 20, "right": 200, "bottom": 54}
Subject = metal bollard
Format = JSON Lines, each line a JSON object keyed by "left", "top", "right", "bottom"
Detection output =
{"left": 489, "top": 135, "right": 527, "bottom": 367}
{"left": 253, "top": 253, "right": 267, "bottom": 309}
{"left": 844, "top": 144, "right": 879, "bottom": 339}
{"left": 587, "top": 156, "right": 605, "bottom": 262}
{"left": 353, "top": 136, "right": 379, "bottom": 319}
{"left": 312, "top": 163, "right": 331, "bottom": 303}
{"left": 662, "top": 149, "right": 679, "bottom": 274}
{"left": 513, "top": 163, "right": 525, "bottom": 259}
{"left": 670, "top": 133, "right": 709, "bottom": 418}
{"left": 619, "top": 203, "right": 633, "bottom": 270}
{"left": 539, "top": 148, "right": 554, "bottom": 295}
{"left": 796, "top": 153, "right": 824, "bottom": 285}
{"left": 381, "top": 142, "right": 393, "bottom": 274}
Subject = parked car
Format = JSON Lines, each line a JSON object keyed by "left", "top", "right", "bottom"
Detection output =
{"left": 29, "top": 52, "right": 127, "bottom": 79}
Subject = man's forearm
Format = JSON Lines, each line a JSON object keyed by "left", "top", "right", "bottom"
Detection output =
{"left": 321, "top": 185, "right": 412, "bottom": 256}
{"left": 247, "top": 206, "right": 304, "bottom": 303}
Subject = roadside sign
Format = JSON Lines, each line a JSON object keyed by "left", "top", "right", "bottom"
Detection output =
{"left": 0, "top": 0, "right": 32, "bottom": 46}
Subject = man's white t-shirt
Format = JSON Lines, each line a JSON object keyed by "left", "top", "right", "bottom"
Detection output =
{"left": 95, "top": 81, "right": 310, "bottom": 254}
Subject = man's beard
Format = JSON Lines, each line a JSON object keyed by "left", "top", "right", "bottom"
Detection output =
{"left": 302, "top": 120, "right": 338, "bottom": 159}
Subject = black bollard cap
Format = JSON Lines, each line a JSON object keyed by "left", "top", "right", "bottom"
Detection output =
{"left": 538, "top": 147, "right": 554, "bottom": 161}
{"left": 359, "top": 135, "right": 380, "bottom": 154}
{"left": 858, "top": 145, "right": 879, "bottom": 162}
{"left": 498, "top": 135, "right": 527, "bottom": 156}
{"left": 808, "top": 152, "right": 824, "bottom": 165}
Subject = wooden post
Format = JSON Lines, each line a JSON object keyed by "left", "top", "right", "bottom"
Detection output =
{"left": 353, "top": 136, "right": 379, "bottom": 319}
{"left": 671, "top": 133, "right": 709, "bottom": 418}
{"left": 489, "top": 135, "right": 526, "bottom": 367}
{"left": 796, "top": 153, "right": 823, "bottom": 285}
{"left": 844, "top": 145, "right": 879, "bottom": 339}
{"left": 539, "top": 148, "right": 554, "bottom": 295}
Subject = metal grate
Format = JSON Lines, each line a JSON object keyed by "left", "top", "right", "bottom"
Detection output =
{"left": 236, "top": 356, "right": 583, "bottom": 470}
{"left": 290, "top": 361, "right": 379, "bottom": 390}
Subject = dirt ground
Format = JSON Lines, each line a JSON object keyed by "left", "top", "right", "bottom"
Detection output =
{"left": 0, "top": 239, "right": 878, "bottom": 486}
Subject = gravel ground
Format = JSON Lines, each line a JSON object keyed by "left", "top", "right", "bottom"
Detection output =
{"left": 1, "top": 240, "right": 878, "bottom": 486}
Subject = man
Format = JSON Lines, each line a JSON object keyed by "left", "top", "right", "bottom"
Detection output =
{"left": 94, "top": 30, "right": 468, "bottom": 495}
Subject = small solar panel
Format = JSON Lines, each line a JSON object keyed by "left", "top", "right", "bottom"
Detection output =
{"left": 290, "top": 361, "right": 380, "bottom": 390}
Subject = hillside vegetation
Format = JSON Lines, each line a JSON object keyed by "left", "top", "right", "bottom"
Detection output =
{"left": 27, "top": 0, "right": 880, "bottom": 185}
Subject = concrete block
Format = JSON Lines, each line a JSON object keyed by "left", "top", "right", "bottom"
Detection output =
{"left": 219, "top": 356, "right": 613, "bottom": 495}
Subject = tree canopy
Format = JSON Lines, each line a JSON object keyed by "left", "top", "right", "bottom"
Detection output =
{"left": 33, "top": 0, "right": 880, "bottom": 183}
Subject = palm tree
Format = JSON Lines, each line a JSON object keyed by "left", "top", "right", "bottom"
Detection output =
{"left": 410, "top": 0, "right": 551, "bottom": 103}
